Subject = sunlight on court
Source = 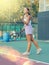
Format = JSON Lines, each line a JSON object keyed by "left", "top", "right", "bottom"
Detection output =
{"left": 0, "top": 46, "right": 49, "bottom": 65}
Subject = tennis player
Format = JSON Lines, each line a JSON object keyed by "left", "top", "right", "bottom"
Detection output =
{"left": 22, "top": 7, "right": 42, "bottom": 55}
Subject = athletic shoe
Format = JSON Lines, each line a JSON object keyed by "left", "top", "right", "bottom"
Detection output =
{"left": 37, "top": 48, "right": 42, "bottom": 54}
{"left": 22, "top": 52, "right": 30, "bottom": 56}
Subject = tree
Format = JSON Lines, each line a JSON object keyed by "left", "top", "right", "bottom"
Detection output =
{"left": 0, "top": 0, "right": 39, "bottom": 23}
{"left": 31, "top": 0, "right": 39, "bottom": 17}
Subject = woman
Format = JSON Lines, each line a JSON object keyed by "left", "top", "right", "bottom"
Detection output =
{"left": 22, "top": 7, "right": 42, "bottom": 55}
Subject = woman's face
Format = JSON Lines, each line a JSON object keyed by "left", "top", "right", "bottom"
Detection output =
{"left": 24, "top": 8, "right": 28, "bottom": 14}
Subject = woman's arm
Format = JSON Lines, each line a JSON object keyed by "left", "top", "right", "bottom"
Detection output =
{"left": 24, "top": 15, "right": 31, "bottom": 25}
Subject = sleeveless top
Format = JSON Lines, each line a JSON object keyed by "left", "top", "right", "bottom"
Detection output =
{"left": 24, "top": 18, "right": 32, "bottom": 26}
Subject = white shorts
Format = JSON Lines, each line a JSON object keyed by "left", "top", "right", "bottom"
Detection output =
{"left": 25, "top": 25, "right": 33, "bottom": 35}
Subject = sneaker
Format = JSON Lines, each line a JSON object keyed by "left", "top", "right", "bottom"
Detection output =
{"left": 37, "top": 48, "right": 42, "bottom": 54}
{"left": 22, "top": 52, "right": 30, "bottom": 56}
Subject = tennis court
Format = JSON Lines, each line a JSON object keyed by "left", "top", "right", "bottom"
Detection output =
{"left": 0, "top": 40, "right": 49, "bottom": 65}
{"left": 0, "top": 23, "right": 49, "bottom": 65}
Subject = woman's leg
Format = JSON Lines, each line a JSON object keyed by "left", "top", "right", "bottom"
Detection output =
{"left": 23, "top": 34, "right": 32, "bottom": 55}
{"left": 31, "top": 35, "right": 40, "bottom": 49}
{"left": 31, "top": 35, "right": 42, "bottom": 54}
{"left": 26, "top": 34, "right": 32, "bottom": 52}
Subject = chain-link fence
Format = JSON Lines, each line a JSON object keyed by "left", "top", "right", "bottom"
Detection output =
{"left": 0, "top": 22, "right": 38, "bottom": 40}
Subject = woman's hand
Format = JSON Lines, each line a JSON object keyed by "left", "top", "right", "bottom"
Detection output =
{"left": 24, "top": 15, "right": 31, "bottom": 25}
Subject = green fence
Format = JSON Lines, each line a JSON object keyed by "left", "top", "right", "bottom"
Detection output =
{"left": 0, "top": 22, "right": 38, "bottom": 40}
{"left": 0, "top": 22, "right": 23, "bottom": 31}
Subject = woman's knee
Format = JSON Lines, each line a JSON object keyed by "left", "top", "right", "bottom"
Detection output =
{"left": 31, "top": 37, "right": 34, "bottom": 42}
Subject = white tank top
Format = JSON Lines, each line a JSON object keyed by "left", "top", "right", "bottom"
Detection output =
{"left": 24, "top": 18, "right": 32, "bottom": 26}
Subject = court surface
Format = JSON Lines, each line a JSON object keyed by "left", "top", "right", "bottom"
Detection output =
{"left": 0, "top": 40, "right": 49, "bottom": 65}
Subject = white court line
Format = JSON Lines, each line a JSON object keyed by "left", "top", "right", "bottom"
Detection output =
{"left": 30, "top": 59, "right": 49, "bottom": 65}
{"left": 37, "top": 40, "right": 49, "bottom": 42}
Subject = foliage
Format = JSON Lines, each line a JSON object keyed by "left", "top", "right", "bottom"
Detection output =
{"left": 0, "top": 0, "right": 39, "bottom": 23}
